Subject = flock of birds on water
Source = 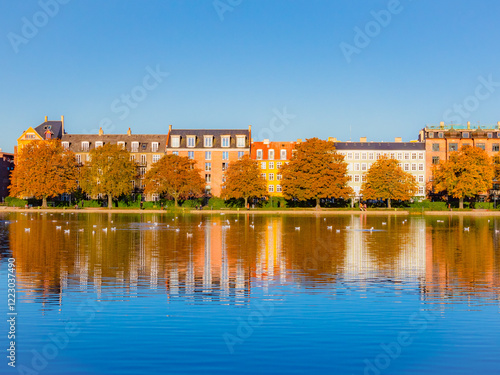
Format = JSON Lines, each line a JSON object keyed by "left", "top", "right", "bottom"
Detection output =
{"left": 10, "top": 212, "right": 500, "bottom": 236}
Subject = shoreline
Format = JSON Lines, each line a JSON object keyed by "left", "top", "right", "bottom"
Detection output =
{"left": 1, "top": 207, "right": 500, "bottom": 216}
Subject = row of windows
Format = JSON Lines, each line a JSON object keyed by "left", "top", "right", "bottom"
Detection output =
{"left": 171, "top": 135, "right": 246, "bottom": 148}
{"left": 428, "top": 131, "right": 500, "bottom": 139}
{"left": 66, "top": 141, "right": 160, "bottom": 153}
{"left": 348, "top": 174, "right": 425, "bottom": 183}
{"left": 431, "top": 143, "right": 499, "bottom": 152}
{"left": 268, "top": 185, "right": 282, "bottom": 193}
{"left": 256, "top": 149, "right": 288, "bottom": 160}
{"left": 260, "top": 161, "right": 287, "bottom": 169}
{"left": 349, "top": 163, "right": 424, "bottom": 171}
{"left": 169, "top": 151, "right": 246, "bottom": 160}
{"left": 261, "top": 173, "right": 282, "bottom": 181}
{"left": 340, "top": 152, "right": 424, "bottom": 160}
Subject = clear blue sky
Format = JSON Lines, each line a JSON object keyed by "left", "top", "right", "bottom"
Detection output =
{"left": 1, "top": 0, "right": 500, "bottom": 152}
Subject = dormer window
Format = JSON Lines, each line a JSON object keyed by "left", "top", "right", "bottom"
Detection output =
{"left": 142, "top": 143, "right": 147, "bottom": 151}
{"left": 280, "top": 149, "right": 287, "bottom": 160}
{"left": 171, "top": 136, "right": 180, "bottom": 148}
{"left": 268, "top": 149, "right": 275, "bottom": 160}
{"left": 95, "top": 141, "right": 103, "bottom": 148}
{"left": 463, "top": 132, "right": 469, "bottom": 138}
{"left": 187, "top": 136, "right": 196, "bottom": 148}
{"left": 221, "top": 136, "right": 230, "bottom": 147}
{"left": 428, "top": 132, "right": 434, "bottom": 138}
{"left": 131, "top": 142, "right": 139, "bottom": 152}
{"left": 81, "top": 142, "right": 89, "bottom": 152}
{"left": 62, "top": 142, "right": 69, "bottom": 150}
{"left": 117, "top": 141, "right": 125, "bottom": 149}
{"left": 45, "top": 131, "right": 52, "bottom": 140}
{"left": 151, "top": 142, "right": 159, "bottom": 152}
{"left": 438, "top": 132, "right": 444, "bottom": 138}
{"left": 236, "top": 136, "right": 245, "bottom": 148}
{"left": 256, "top": 149, "right": 263, "bottom": 160}
{"left": 204, "top": 136, "right": 213, "bottom": 148}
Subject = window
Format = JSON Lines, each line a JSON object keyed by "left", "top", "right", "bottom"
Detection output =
{"left": 221, "top": 136, "right": 230, "bottom": 147}
{"left": 117, "top": 141, "right": 125, "bottom": 149}
{"left": 269, "top": 162, "right": 274, "bottom": 169}
{"left": 277, "top": 162, "right": 282, "bottom": 169}
{"left": 487, "top": 132, "right": 493, "bottom": 139}
{"left": 354, "top": 163, "right": 360, "bottom": 171}
{"left": 268, "top": 185, "right": 274, "bottom": 193}
{"left": 362, "top": 175, "right": 367, "bottom": 182}
{"left": 205, "top": 163, "right": 211, "bottom": 171}
{"left": 419, "top": 163, "right": 424, "bottom": 171}
{"left": 236, "top": 136, "right": 245, "bottom": 147}
{"left": 130, "top": 155, "right": 135, "bottom": 162}
{"left": 222, "top": 151, "right": 229, "bottom": 160}
{"left": 354, "top": 153, "right": 360, "bottom": 159}
{"left": 62, "top": 142, "right": 69, "bottom": 150}
{"left": 261, "top": 162, "right": 266, "bottom": 169}
{"left": 141, "top": 154, "right": 147, "bottom": 165}
{"left": 404, "top": 153, "right": 409, "bottom": 160}
{"left": 428, "top": 132, "right": 434, "bottom": 138}
{"left": 432, "top": 156, "right": 440, "bottom": 165}
{"left": 238, "top": 151, "right": 244, "bottom": 159}
{"left": 390, "top": 153, "right": 395, "bottom": 159}
{"left": 277, "top": 174, "right": 282, "bottom": 181}
{"left": 462, "top": 132, "right": 469, "bottom": 138}
{"left": 449, "top": 143, "right": 458, "bottom": 151}
{"left": 397, "top": 152, "right": 402, "bottom": 160}
{"left": 404, "top": 163, "right": 410, "bottom": 171}
{"left": 411, "top": 163, "right": 417, "bottom": 171}
{"left": 151, "top": 194, "right": 160, "bottom": 202}
{"left": 354, "top": 175, "right": 360, "bottom": 182}
{"left": 172, "top": 151, "right": 179, "bottom": 156}
{"left": 432, "top": 143, "right": 440, "bottom": 151}
{"left": 187, "top": 136, "right": 195, "bottom": 148}
{"left": 205, "top": 151, "right": 211, "bottom": 160}
{"left": 419, "top": 152, "right": 424, "bottom": 159}
{"left": 256, "top": 149, "right": 263, "bottom": 160}
{"left": 151, "top": 142, "right": 159, "bottom": 152}
{"left": 222, "top": 162, "right": 228, "bottom": 171}
{"left": 269, "top": 173, "right": 274, "bottom": 181}
{"left": 76, "top": 154, "right": 81, "bottom": 164}
{"left": 438, "top": 132, "right": 444, "bottom": 138}
{"left": 477, "top": 143, "right": 485, "bottom": 150}
{"left": 276, "top": 185, "right": 282, "bottom": 192}
{"left": 411, "top": 153, "right": 417, "bottom": 160}
{"left": 268, "top": 149, "right": 275, "bottom": 160}
{"left": 142, "top": 143, "right": 147, "bottom": 151}
{"left": 368, "top": 153, "right": 374, "bottom": 160}
{"left": 188, "top": 151, "right": 194, "bottom": 160}
{"left": 81, "top": 142, "right": 89, "bottom": 152}
{"left": 376, "top": 153, "right": 381, "bottom": 159}
{"left": 361, "top": 153, "right": 367, "bottom": 160}
{"left": 204, "top": 136, "right": 213, "bottom": 148}
{"left": 418, "top": 186, "right": 425, "bottom": 195}
{"left": 261, "top": 173, "right": 266, "bottom": 180}
{"left": 493, "top": 144, "right": 500, "bottom": 152}
{"left": 347, "top": 175, "right": 353, "bottom": 181}
{"left": 419, "top": 175, "right": 424, "bottom": 183}
{"left": 347, "top": 152, "right": 353, "bottom": 160}
{"left": 280, "top": 149, "right": 287, "bottom": 160}
{"left": 153, "top": 154, "right": 161, "bottom": 163}
{"left": 361, "top": 163, "right": 367, "bottom": 171}
{"left": 171, "top": 136, "right": 180, "bottom": 148}
{"left": 205, "top": 174, "right": 211, "bottom": 183}
{"left": 131, "top": 142, "right": 139, "bottom": 152}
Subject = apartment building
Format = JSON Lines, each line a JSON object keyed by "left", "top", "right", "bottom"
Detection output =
{"left": 0, "top": 150, "right": 14, "bottom": 201}
{"left": 166, "top": 125, "right": 251, "bottom": 197}
{"left": 16, "top": 116, "right": 65, "bottom": 160}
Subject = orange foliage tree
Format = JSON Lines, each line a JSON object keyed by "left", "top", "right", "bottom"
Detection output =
{"left": 79, "top": 144, "right": 137, "bottom": 208}
{"left": 221, "top": 155, "right": 267, "bottom": 207}
{"left": 433, "top": 145, "right": 494, "bottom": 208}
{"left": 9, "top": 140, "right": 78, "bottom": 207}
{"left": 281, "top": 138, "right": 353, "bottom": 209}
{"left": 360, "top": 155, "right": 418, "bottom": 208}
{"left": 143, "top": 154, "right": 205, "bottom": 207}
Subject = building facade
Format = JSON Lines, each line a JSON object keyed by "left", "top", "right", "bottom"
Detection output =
{"left": 333, "top": 137, "right": 426, "bottom": 200}
{"left": 166, "top": 125, "right": 251, "bottom": 197}
{"left": 16, "top": 116, "right": 65, "bottom": 160}
{"left": 250, "top": 140, "right": 296, "bottom": 196}
{"left": 0, "top": 150, "right": 14, "bottom": 202}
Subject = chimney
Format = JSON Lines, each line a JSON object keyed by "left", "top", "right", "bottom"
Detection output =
{"left": 467, "top": 121, "right": 471, "bottom": 129}
{"left": 127, "top": 128, "right": 131, "bottom": 136}
{"left": 99, "top": 127, "right": 103, "bottom": 136}
{"left": 263, "top": 139, "right": 270, "bottom": 145}
{"left": 394, "top": 137, "right": 402, "bottom": 142}
{"left": 360, "top": 137, "right": 367, "bottom": 142}
{"left": 497, "top": 121, "right": 500, "bottom": 129}
{"left": 297, "top": 139, "right": 302, "bottom": 143}
{"left": 248, "top": 125, "right": 252, "bottom": 141}
{"left": 44, "top": 116, "right": 48, "bottom": 122}
{"left": 440, "top": 121, "right": 444, "bottom": 128}
{"left": 168, "top": 124, "right": 172, "bottom": 132}
{"left": 328, "top": 137, "right": 337, "bottom": 142}
{"left": 61, "top": 115, "right": 64, "bottom": 134}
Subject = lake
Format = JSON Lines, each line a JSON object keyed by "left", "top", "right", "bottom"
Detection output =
{"left": 1, "top": 212, "right": 499, "bottom": 374}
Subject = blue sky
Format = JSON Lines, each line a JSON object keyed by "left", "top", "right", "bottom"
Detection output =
{"left": 1, "top": 0, "right": 500, "bottom": 152}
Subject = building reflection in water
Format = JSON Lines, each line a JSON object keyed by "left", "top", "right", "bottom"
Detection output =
{"left": 4, "top": 212, "right": 500, "bottom": 311}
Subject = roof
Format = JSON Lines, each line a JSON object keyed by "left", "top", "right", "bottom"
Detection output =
{"left": 34, "top": 121, "right": 64, "bottom": 139}
{"left": 61, "top": 134, "right": 167, "bottom": 153}
{"left": 168, "top": 129, "right": 250, "bottom": 148}
{"left": 334, "top": 142, "right": 425, "bottom": 151}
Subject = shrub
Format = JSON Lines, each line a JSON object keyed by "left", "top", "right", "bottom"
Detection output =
{"left": 207, "top": 197, "right": 228, "bottom": 209}
{"left": 5, "top": 197, "right": 28, "bottom": 207}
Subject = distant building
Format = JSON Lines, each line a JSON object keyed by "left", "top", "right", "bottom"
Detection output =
{"left": 250, "top": 139, "right": 296, "bottom": 196}
{"left": 16, "top": 116, "right": 65, "bottom": 161}
{"left": 166, "top": 125, "right": 251, "bottom": 197}
{"left": 332, "top": 137, "right": 426, "bottom": 201}
{"left": 0, "top": 150, "right": 14, "bottom": 202}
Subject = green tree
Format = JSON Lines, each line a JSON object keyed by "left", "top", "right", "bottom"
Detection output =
{"left": 143, "top": 154, "right": 205, "bottom": 207}
{"left": 9, "top": 140, "right": 78, "bottom": 208}
{"left": 221, "top": 155, "right": 267, "bottom": 207}
{"left": 433, "top": 145, "right": 494, "bottom": 209}
{"left": 360, "top": 155, "right": 418, "bottom": 208}
{"left": 80, "top": 143, "right": 137, "bottom": 208}
{"left": 281, "top": 138, "right": 353, "bottom": 209}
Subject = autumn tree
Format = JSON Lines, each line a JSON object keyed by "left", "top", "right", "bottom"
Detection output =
{"left": 281, "top": 138, "right": 353, "bottom": 209}
{"left": 360, "top": 155, "right": 418, "bottom": 208}
{"left": 433, "top": 145, "right": 494, "bottom": 209}
{"left": 80, "top": 143, "right": 137, "bottom": 208}
{"left": 9, "top": 140, "right": 78, "bottom": 208}
{"left": 143, "top": 154, "right": 205, "bottom": 207}
{"left": 221, "top": 155, "right": 267, "bottom": 207}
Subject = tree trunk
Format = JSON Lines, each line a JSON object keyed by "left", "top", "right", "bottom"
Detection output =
{"left": 315, "top": 198, "right": 321, "bottom": 210}
{"left": 459, "top": 197, "right": 464, "bottom": 209}
{"left": 108, "top": 194, "right": 113, "bottom": 209}
{"left": 387, "top": 198, "right": 391, "bottom": 209}
{"left": 174, "top": 196, "right": 178, "bottom": 207}
{"left": 244, "top": 197, "right": 248, "bottom": 209}
{"left": 42, "top": 196, "right": 47, "bottom": 208}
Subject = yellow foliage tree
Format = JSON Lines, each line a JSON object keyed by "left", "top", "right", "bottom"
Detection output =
{"left": 361, "top": 155, "right": 418, "bottom": 208}
{"left": 221, "top": 155, "right": 267, "bottom": 207}
{"left": 433, "top": 145, "right": 494, "bottom": 208}
{"left": 9, "top": 140, "right": 78, "bottom": 208}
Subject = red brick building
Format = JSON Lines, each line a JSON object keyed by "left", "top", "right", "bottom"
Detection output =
{"left": 0, "top": 150, "right": 14, "bottom": 202}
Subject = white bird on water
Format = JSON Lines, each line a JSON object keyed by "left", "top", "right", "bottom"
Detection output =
{"left": 369, "top": 227, "right": 374, "bottom": 232}
{"left": 295, "top": 227, "right": 300, "bottom": 230}
{"left": 64, "top": 229, "right": 70, "bottom": 234}
{"left": 111, "top": 227, "right": 116, "bottom": 231}
{"left": 78, "top": 228, "right": 84, "bottom": 232}
{"left": 25, "top": 228, "right": 30, "bottom": 232}
{"left": 187, "top": 233, "right": 193, "bottom": 237}
{"left": 175, "top": 228, "right": 180, "bottom": 232}
{"left": 336, "top": 229, "right": 341, "bottom": 233}
{"left": 102, "top": 228, "right": 108, "bottom": 232}
{"left": 56, "top": 226, "right": 61, "bottom": 230}
{"left": 346, "top": 226, "right": 350, "bottom": 229}
{"left": 382, "top": 222, "right": 387, "bottom": 225}
{"left": 249, "top": 225, "right": 254, "bottom": 229}
{"left": 464, "top": 227, "right": 470, "bottom": 231}
{"left": 327, "top": 226, "right": 332, "bottom": 230}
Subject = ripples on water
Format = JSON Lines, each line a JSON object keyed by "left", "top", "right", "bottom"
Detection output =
{"left": 1, "top": 212, "right": 499, "bottom": 375}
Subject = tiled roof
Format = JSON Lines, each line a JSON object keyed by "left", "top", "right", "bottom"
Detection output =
{"left": 168, "top": 129, "right": 250, "bottom": 148}
{"left": 34, "top": 121, "right": 64, "bottom": 139}
{"left": 61, "top": 134, "right": 167, "bottom": 153}
{"left": 334, "top": 142, "right": 425, "bottom": 151}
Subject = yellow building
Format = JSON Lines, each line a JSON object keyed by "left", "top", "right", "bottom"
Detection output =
{"left": 16, "top": 116, "right": 65, "bottom": 159}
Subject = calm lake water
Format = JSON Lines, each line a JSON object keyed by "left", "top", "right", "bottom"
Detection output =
{"left": 1, "top": 212, "right": 500, "bottom": 375}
